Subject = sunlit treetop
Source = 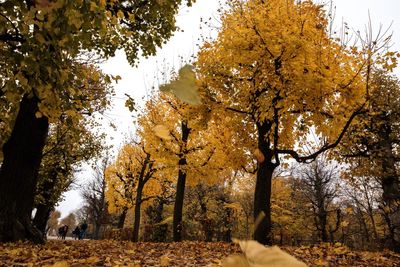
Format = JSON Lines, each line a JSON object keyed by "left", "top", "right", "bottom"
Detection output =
{"left": 138, "top": 91, "right": 239, "bottom": 186}
{"left": 196, "top": 0, "right": 383, "bottom": 162}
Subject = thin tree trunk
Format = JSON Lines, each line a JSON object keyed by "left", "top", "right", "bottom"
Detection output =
{"left": 223, "top": 209, "right": 232, "bottom": 242}
{"left": 173, "top": 164, "right": 187, "bottom": 241}
{"left": 132, "top": 184, "right": 143, "bottom": 242}
{"left": 0, "top": 95, "right": 49, "bottom": 243}
{"left": 173, "top": 121, "right": 190, "bottom": 242}
{"left": 117, "top": 208, "right": 128, "bottom": 229}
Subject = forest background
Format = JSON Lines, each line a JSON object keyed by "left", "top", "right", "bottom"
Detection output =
{"left": 1, "top": 0, "right": 400, "bottom": 266}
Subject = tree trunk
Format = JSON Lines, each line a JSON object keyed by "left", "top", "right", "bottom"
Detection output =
{"left": 0, "top": 95, "right": 49, "bottom": 243}
{"left": 93, "top": 223, "right": 100, "bottom": 240}
{"left": 173, "top": 163, "right": 187, "bottom": 242}
{"left": 173, "top": 121, "right": 190, "bottom": 242}
{"left": 33, "top": 204, "right": 52, "bottom": 237}
{"left": 253, "top": 160, "right": 275, "bottom": 245}
{"left": 154, "top": 200, "right": 164, "bottom": 223}
{"left": 223, "top": 209, "right": 232, "bottom": 242}
{"left": 379, "top": 127, "right": 400, "bottom": 252}
{"left": 33, "top": 171, "right": 60, "bottom": 237}
{"left": 132, "top": 184, "right": 144, "bottom": 242}
{"left": 319, "top": 211, "right": 328, "bottom": 242}
{"left": 253, "top": 122, "right": 275, "bottom": 245}
{"left": 117, "top": 207, "right": 128, "bottom": 229}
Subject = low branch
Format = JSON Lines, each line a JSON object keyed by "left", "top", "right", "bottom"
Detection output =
{"left": 277, "top": 104, "right": 365, "bottom": 163}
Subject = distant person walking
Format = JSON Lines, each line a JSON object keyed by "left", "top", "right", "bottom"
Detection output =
{"left": 79, "top": 222, "right": 88, "bottom": 240}
{"left": 57, "top": 226, "right": 64, "bottom": 239}
{"left": 61, "top": 225, "right": 68, "bottom": 240}
{"left": 72, "top": 226, "right": 80, "bottom": 240}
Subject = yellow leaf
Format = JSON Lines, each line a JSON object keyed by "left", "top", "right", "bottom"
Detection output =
{"left": 153, "top": 125, "right": 172, "bottom": 140}
{"left": 35, "top": 33, "right": 46, "bottom": 44}
{"left": 253, "top": 148, "right": 265, "bottom": 163}
{"left": 117, "top": 10, "right": 124, "bottom": 19}
{"left": 52, "top": 261, "right": 69, "bottom": 267}
{"left": 160, "top": 65, "right": 201, "bottom": 105}
{"left": 35, "top": 111, "right": 43, "bottom": 118}
{"left": 160, "top": 255, "right": 170, "bottom": 266}
{"left": 222, "top": 254, "right": 251, "bottom": 267}
{"left": 227, "top": 240, "right": 307, "bottom": 267}
{"left": 85, "top": 256, "right": 100, "bottom": 264}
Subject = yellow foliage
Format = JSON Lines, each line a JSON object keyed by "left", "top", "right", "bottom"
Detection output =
{"left": 197, "top": 0, "right": 368, "bottom": 160}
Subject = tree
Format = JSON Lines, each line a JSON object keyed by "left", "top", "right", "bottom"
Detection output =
{"left": 142, "top": 178, "right": 175, "bottom": 242}
{"left": 339, "top": 70, "right": 400, "bottom": 251}
{"left": 81, "top": 156, "right": 110, "bottom": 240}
{"left": 271, "top": 176, "right": 297, "bottom": 245}
{"left": 0, "top": 0, "right": 194, "bottom": 243}
{"left": 139, "top": 91, "right": 230, "bottom": 241}
{"left": 33, "top": 117, "right": 105, "bottom": 236}
{"left": 341, "top": 175, "right": 382, "bottom": 248}
{"left": 46, "top": 210, "right": 61, "bottom": 236}
{"left": 292, "top": 156, "right": 341, "bottom": 242}
{"left": 105, "top": 143, "right": 158, "bottom": 241}
{"left": 196, "top": 0, "right": 377, "bottom": 244}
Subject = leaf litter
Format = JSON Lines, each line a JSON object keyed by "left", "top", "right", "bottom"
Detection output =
{"left": 0, "top": 240, "right": 399, "bottom": 266}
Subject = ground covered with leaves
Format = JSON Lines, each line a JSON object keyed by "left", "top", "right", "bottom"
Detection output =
{"left": 0, "top": 240, "right": 399, "bottom": 266}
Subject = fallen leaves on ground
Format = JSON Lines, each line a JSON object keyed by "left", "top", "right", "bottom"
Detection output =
{"left": 223, "top": 239, "right": 307, "bottom": 267}
{"left": 0, "top": 240, "right": 399, "bottom": 266}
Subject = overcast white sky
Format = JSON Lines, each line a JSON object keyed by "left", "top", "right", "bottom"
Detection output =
{"left": 56, "top": 0, "right": 400, "bottom": 219}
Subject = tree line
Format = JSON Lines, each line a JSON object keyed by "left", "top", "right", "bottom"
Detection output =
{"left": 0, "top": 0, "right": 399, "bottom": 253}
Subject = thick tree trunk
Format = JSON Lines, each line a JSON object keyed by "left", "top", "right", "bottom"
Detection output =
{"left": 253, "top": 122, "right": 275, "bottom": 245}
{"left": 173, "top": 121, "right": 190, "bottom": 242}
{"left": 0, "top": 95, "right": 48, "bottom": 243}
{"left": 117, "top": 207, "right": 128, "bottom": 229}
{"left": 379, "top": 127, "right": 400, "bottom": 252}
{"left": 132, "top": 184, "right": 143, "bottom": 242}
{"left": 33, "top": 204, "right": 52, "bottom": 237}
{"left": 253, "top": 160, "right": 275, "bottom": 245}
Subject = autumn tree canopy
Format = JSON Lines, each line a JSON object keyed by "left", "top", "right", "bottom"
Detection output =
{"left": 0, "top": 0, "right": 195, "bottom": 243}
{"left": 197, "top": 0, "right": 374, "bottom": 244}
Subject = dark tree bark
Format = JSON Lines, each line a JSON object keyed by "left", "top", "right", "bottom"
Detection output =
{"left": 0, "top": 95, "right": 49, "bottom": 243}
{"left": 253, "top": 122, "right": 276, "bottom": 245}
{"left": 379, "top": 126, "right": 400, "bottom": 252}
{"left": 222, "top": 208, "right": 232, "bottom": 242}
{"left": 318, "top": 210, "right": 329, "bottom": 242}
{"left": 132, "top": 184, "right": 143, "bottom": 242}
{"left": 33, "top": 204, "right": 52, "bottom": 237}
{"left": 33, "top": 169, "right": 61, "bottom": 236}
{"left": 173, "top": 160, "right": 187, "bottom": 241}
{"left": 117, "top": 207, "right": 128, "bottom": 229}
{"left": 173, "top": 121, "right": 190, "bottom": 242}
{"left": 253, "top": 160, "right": 275, "bottom": 245}
{"left": 131, "top": 152, "right": 152, "bottom": 242}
